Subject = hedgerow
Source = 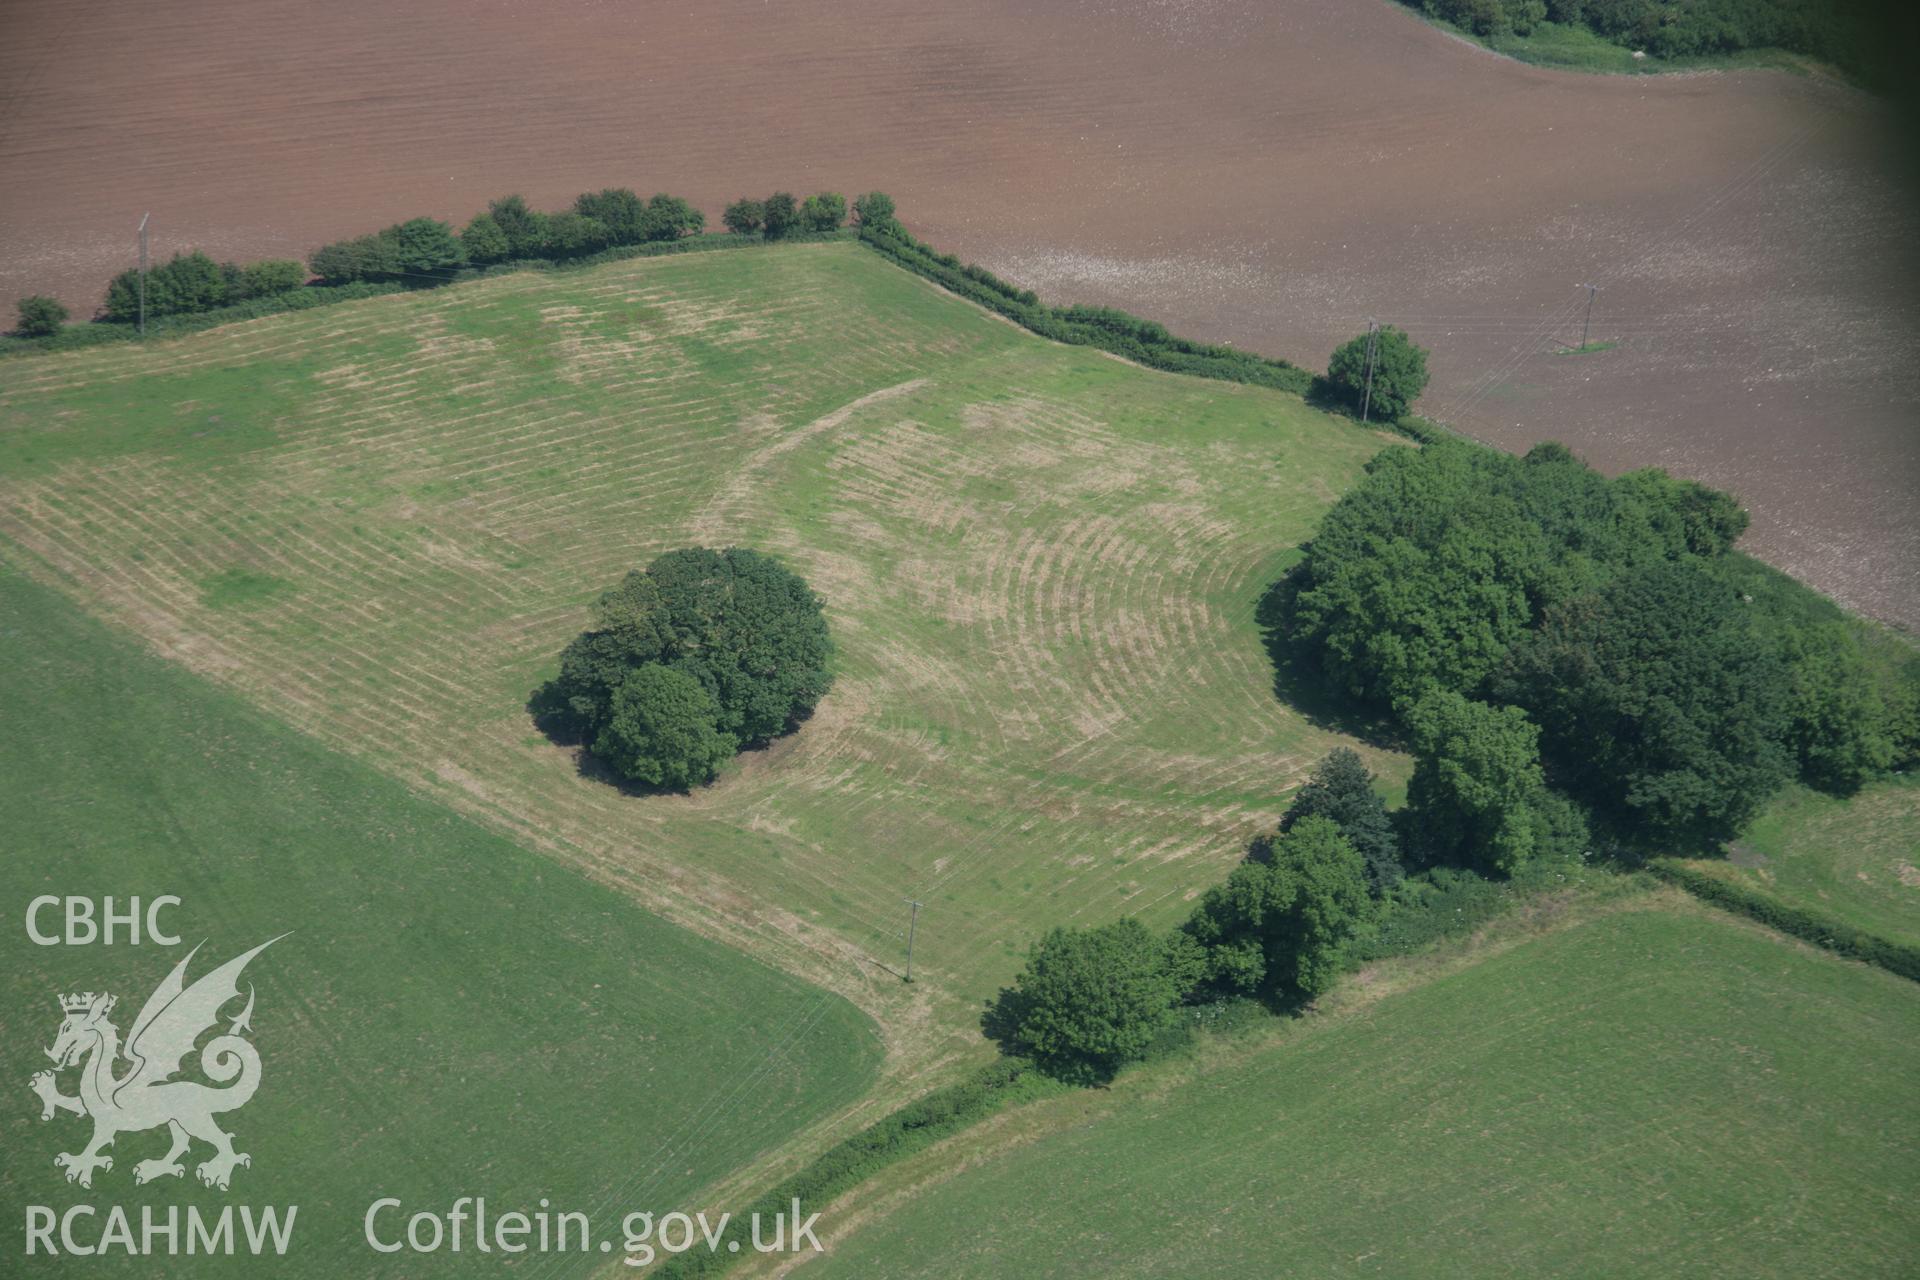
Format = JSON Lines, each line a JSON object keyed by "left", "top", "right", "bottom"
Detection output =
{"left": 1, "top": 281, "right": 408, "bottom": 357}
{"left": 651, "top": 1059, "right": 1063, "bottom": 1279}
{"left": 856, "top": 220, "right": 1316, "bottom": 397}
{"left": 2, "top": 232, "right": 847, "bottom": 360}
{"left": 1648, "top": 859, "right": 1920, "bottom": 982}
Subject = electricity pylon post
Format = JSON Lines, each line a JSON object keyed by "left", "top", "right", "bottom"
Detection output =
{"left": 1359, "top": 318, "right": 1381, "bottom": 423}
{"left": 137, "top": 213, "right": 151, "bottom": 338}
{"left": 902, "top": 899, "right": 922, "bottom": 983}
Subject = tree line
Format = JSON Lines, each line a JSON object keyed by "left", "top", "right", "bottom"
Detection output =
{"left": 985, "top": 749, "right": 1403, "bottom": 1083}
{"left": 13, "top": 185, "right": 888, "bottom": 339}
{"left": 720, "top": 191, "right": 894, "bottom": 239}
{"left": 308, "top": 189, "right": 710, "bottom": 284}
{"left": 17, "top": 189, "right": 1408, "bottom": 437}
{"left": 1401, "top": 0, "right": 1906, "bottom": 89}
{"left": 12, "top": 253, "right": 314, "bottom": 335}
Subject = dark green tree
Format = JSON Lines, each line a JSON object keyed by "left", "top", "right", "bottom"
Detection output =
{"left": 1776, "top": 620, "right": 1896, "bottom": 793}
{"left": 1180, "top": 859, "right": 1292, "bottom": 997}
{"left": 1494, "top": 560, "right": 1792, "bottom": 847}
{"left": 1276, "top": 816, "right": 1378, "bottom": 997}
{"left": 546, "top": 571, "right": 675, "bottom": 737}
{"left": 761, "top": 192, "right": 799, "bottom": 240}
{"left": 102, "top": 268, "right": 139, "bottom": 318}
{"left": 1282, "top": 748, "right": 1401, "bottom": 891}
{"left": 105, "top": 251, "right": 230, "bottom": 319}
{"left": 1289, "top": 444, "right": 1549, "bottom": 708}
{"left": 237, "top": 260, "right": 306, "bottom": 298}
{"left": 1326, "top": 325, "right": 1429, "bottom": 420}
{"left": 384, "top": 217, "right": 467, "bottom": 278}
{"left": 535, "top": 547, "right": 832, "bottom": 784}
{"left": 647, "top": 547, "right": 834, "bottom": 743}
{"left": 544, "top": 211, "right": 609, "bottom": 257}
{"left": 1180, "top": 816, "right": 1373, "bottom": 1001}
{"left": 1284, "top": 441, "right": 1751, "bottom": 712}
{"left": 642, "top": 194, "right": 704, "bottom": 240}
{"left": 801, "top": 192, "right": 847, "bottom": 232}
{"left": 1613, "top": 467, "right": 1750, "bottom": 557}
{"left": 308, "top": 233, "right": 398, "bottom": 285}
{"left": 722, "top": 198, "right": 764, "bottom": 236}
{"left": 15, "top": 295, "right": 68, "bottom": 337}
{"left": 487, "top": 195, "right": 552, "bottom": 258}
{"left": 460, "top": 213, "right": 512, "bottom": 264}
{"left": 1404, "top": 688, "right": 1550, "bottom": 874}
{"left": 157, "top": 251, "right": 229, "bottom": 313}
{"left": 574, "top": 188, "right": 648, "bottom": 244}
{"left": 853, "top": 191, "right": 897, "bottom": 230}
{"left": 592, "top": 664, "right": 736, "bottom": 789}
{"left": 994, "top": 918, "right": 1179, "bottom": 1082}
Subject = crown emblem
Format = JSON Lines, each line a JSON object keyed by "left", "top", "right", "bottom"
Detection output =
{"left": 60, "top": 992, "right": 112, "bottom": 1014}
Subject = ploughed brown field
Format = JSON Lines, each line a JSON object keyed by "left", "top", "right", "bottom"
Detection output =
{"left": 2, "top": 0, "right": 1916, "bottom": 627}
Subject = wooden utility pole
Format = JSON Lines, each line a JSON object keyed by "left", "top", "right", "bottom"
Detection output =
{"left": 1578, "top": 283, "right": 1599, "bottom": 351}
{"left": 1359, "top": 318, "right": 1381, "bottom": 423}
{"left": 137, "top": 213, "right": 150, "bottom": 337}
{"left": 902, "top": 899, "right": 922, "bottom": 983}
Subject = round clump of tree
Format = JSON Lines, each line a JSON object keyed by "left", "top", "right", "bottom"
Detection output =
{"left": 1326, "top": 325, "right": 1429, "bottom": 421}
{"left": 15, "top": 295, "right": 69, "bottom": 337}
{"left": 534, "top": 547, "right": 833, "bottom": 789}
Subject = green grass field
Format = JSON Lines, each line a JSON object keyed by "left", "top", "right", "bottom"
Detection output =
{"left": 0, "top": 569, "right": 880, "bottom": 1276}
{"left": 1672, "top": 776, "right": 1920, "bottom": 949}
{"left": 0, "top": 241, "right": 1397, "bottom": 1048}
{"left": 811, "top": 902, "right": 1920, "bottom": 1279}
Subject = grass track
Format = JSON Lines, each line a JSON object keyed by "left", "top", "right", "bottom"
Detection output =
{"left": 808, "top": 902, "right": 1920, "bottom": 1279}
{"left": 0, "top": 242, "right": 1396, "bottom": 1049}
{"left": 0, "top": 570, "right": 879, "bottom": 1276}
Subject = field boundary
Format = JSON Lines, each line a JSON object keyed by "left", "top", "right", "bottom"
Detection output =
{"left": 8, "top": 212, "right": 1447, "bottom": 448}
{"left": 0, "top": 229, "right": 854, "bottom": 358}
{"left": 650, "top": 1059, "right": 1066, "bottom": 1279}
{"left": 856, "top": 226, "right": 1310, "bottom": 392}
{"left": 1648, "top": 857, "right": 1920, "bottom": 982}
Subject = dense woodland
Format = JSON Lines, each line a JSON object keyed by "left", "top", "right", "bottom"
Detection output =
{"left": 992, "top": 439, "right": 1920, "bottom": 1084}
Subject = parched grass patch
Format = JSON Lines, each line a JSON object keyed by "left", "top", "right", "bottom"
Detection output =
{"left": 0, "top": 570, "right": 881, "bottom": 1276}
{"left": 810, "top": 903, "right": 1920, "bottom": 1279}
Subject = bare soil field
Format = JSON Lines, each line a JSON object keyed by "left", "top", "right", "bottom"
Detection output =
{"left": 2, "top": 0, "right": 1916, "bottom": 626}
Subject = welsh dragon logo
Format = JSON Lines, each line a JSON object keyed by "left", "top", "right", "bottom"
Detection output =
{"left": 30, "top": 937, "right": 285, "bottom": 1192}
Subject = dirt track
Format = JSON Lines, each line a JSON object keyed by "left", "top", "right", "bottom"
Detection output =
{"left": 2, "top": 0, "right": 1915, "bottom": 626}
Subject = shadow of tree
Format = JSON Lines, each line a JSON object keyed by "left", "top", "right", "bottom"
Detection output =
{"left": 524, "top": 678, "right": 694, "bottom": 797}
{"left": 1255, "top": 568, "right": 1402, "bottom": 749}
{"left": 1304, "top": 374, "right": 1356, "bottom": 417}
